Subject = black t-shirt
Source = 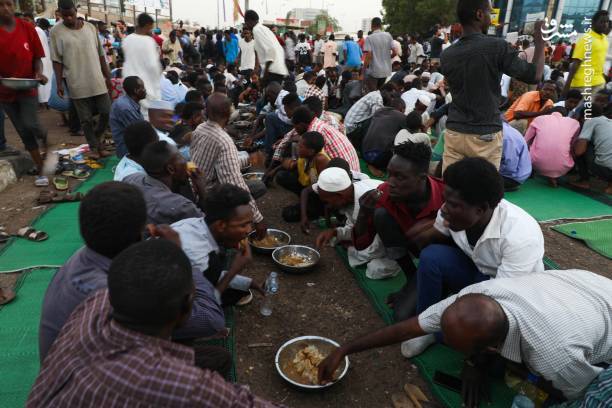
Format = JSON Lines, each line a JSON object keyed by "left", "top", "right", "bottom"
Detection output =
{"left": 430, "top": 36, "right": 444, "bottom": 58}
{"left": 440, "top": 33, "right": 537, "bottom": 135}
{"left": 361, "top": 107, "right": 407, "bottom": 154}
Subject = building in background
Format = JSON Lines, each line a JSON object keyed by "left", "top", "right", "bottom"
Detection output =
{"left": 288, "top": 8, "right": 324, "bottom": 21}
{"left": 360, "top": 18, "right": 371, "bottom": 32}
{"left": 496, "top": 0, "right": 611, "bottom": 35}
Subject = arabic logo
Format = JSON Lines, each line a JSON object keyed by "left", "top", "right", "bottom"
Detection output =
{"left": 540, "top": 18, "right": 578, "bottom": 41}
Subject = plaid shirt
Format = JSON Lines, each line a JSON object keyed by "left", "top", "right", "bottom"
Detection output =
{"left": 27, "top": 290, "right": 280, "bottom": 407}
{"left": 344, "top": 90, "right": 383, "bottom": 134}
{"left": 419, "top": 270, "right": 612, "bottom": 400}
{"left": 303, "top": 85, "right": 327, "bottom": 107}
{"left": 272, "top": 116, "right": 356, "bottom": 166}
{"left": 190, "top": 120, "right": 263, "bottom": 223}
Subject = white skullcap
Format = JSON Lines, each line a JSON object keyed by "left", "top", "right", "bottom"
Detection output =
{"left": 417, "top": 95, "right": 432, "bottom": 106}
{"left": 148, "top": 100, "right": 174, "bottom": 111}
{"left": 403, "top": 74, "right": 418, "bottom": 84}
{"left": 394, "top": 129, "right": 432, "bottom": 147}
{"left": 313, "top": 167, "right": 352, "bottom": 193}
{"left": 420, "top": 71, "right": 431, "bottom": 78}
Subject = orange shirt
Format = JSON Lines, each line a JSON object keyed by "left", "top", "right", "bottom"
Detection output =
{"left": 504, "top": 91, "right": 554, "bottom": 124}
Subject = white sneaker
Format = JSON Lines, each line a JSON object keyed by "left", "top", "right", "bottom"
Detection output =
{"left": 400, "top": 334, "right": 436, "bottom": 358}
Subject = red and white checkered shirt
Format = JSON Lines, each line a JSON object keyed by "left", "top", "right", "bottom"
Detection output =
{"left": 27, "top": 290, "right": 280, "bottom": 407}
{"left": 309, "top": 117, "right": 360, "bottom": 171}
{"left": 303, "top": 85, "right": 327, "bottom": 107}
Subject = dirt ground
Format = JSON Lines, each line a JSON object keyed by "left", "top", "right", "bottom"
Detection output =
{"left": 1, "top": 109, "right": 611, "bottom": 407}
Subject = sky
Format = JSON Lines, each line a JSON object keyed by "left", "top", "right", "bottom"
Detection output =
{"left": 172, "top": 0, "right": 383, "bottom": 32}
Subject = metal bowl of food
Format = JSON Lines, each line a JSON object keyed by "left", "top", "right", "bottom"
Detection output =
{"left": 248, "top": 229, "right": 291, "bottom": 254}
{"left": 243, "top": 172, "right": 264, "bottom": 182}
{"left": 0, "top": 78, "right": 40, "bottom": 90}
{"left": 275, "top": 335, "right": 349, "bottom": 390}
{"left": 272, "top": 245, "right": 320, "bottom": 274}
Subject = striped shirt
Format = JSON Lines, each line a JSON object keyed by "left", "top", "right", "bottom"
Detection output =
{"left": 190, "top": 120, "right": 263, "bottom": 223}
{"left": 418, "top": 270, "right": 612, "bottom": 400}
{"left": 309, "top": 117, "right": 360, "bottom": 171}
{"left": 27, "top": 290, "right": 279, "bottom": 407}
{"left": 344, "top": 90, "right": 383, "bottom": 134}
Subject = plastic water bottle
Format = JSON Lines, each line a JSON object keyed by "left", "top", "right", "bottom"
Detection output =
{"left": 260, "top": 272, "right": 279, "bottom": 316}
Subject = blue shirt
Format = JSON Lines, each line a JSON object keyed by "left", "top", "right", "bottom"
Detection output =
{"left": 500, "top": 122, "right": 532, "bottom": 183}
{"left": 160, "top": 75, "right": 182, "bottom": 108}
{"left": 113, "top": 155, "right": 144, "bottom": 181}
{"left": 343, "top": 40, "right": 362, "bottom": 68}
{"left": 223, "top": 37, "right": 239, "bottom": 65}
{"left": 109, "top": 95, "right": 144, "bottom": 158}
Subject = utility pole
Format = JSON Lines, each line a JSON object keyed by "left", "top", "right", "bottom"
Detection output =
{"left": 244, "top": 0, "right": 249, "bottom": 11}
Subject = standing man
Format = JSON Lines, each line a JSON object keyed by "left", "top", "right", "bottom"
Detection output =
{"left": 363, "top": 17, "right": 395, "bottom": 90}
{"left": 429, "top": 26, "right": 444, "bottom": 65}
{"left": 323, "top": 34, "right": 337, "bottom": 69}
{"left": 238, "top": 28, "right": 257, "bottom": 78}
{"left": 51, "top": 0, "right": 113, "bottom": 160}
{"left": 121, "top": 13, "right": 161, "bottom": 101}
{"left": 0, "top": 0, "right": 48, "bottom": 186}
{"left": 162, "top": 30, "right": 183, "bottom": 65}
{"left": 440, "top": 0, "right": 545, "bottom": 173}
{"left": 343, "top": 35, "right": 362, "bottom": 70}
{"left": 563, "top": 10, "right": 610, "bottom": 96}
{"left": 244, "top": 10, "right": 288, "bottom": 86}
{"left": 314, "top": 34, "right": 325, "bottom": 65}
{"left": 223, "top": 29, "right": 239, "bottom": 68}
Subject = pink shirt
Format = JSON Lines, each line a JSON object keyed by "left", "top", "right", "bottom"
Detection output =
{"left": 524, "top": 112, "right": 580, "bottom": 178}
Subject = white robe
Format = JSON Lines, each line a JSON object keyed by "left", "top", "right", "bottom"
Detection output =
{"left": 121, "top": 33, "right": 162, "bottom": 100}
{"left": 35, "top": 27, "right": 52, "bottom": 103}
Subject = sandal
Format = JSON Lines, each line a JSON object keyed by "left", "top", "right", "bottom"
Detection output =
{"left": 15, "top": 227, "right": 48, "bottom": 242}
{"left": 236, "top": 290, "right": 253, "bottom": 306}
{"left": 0, "top": 288, "right": 16, "bottom": 305}
{"left": 53, "top": 176, "right": 69, "bottom": 191}
{"left": 35, "top": 176, "right": 49, "bottom": 187}
{"left": 38, "top": 190, "right": 83, "bottom": 204}
{"left": 63, "top": 168, "right": 90, "bottom": 179}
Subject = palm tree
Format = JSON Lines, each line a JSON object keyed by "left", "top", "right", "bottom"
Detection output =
{"left": 306, "top": 11, "right": 341, "bottom": 36}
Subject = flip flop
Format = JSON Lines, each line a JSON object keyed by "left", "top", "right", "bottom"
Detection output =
{"left": 15, "top": 227, "right": 48, "bottom": 242}
{"left": 63, "top": 168, "right": 90, "bottom": 179}
{"left": 236, "top": 290, "right": 253, "bottom": 306}
{"left": 53, "top": 176, "right": 69, "bottom": 191}
{"left": 0, "top": 288, "right": 16, "bottom": 305}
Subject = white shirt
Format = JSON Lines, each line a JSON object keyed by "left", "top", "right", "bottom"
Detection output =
{"left": 500, "top": 74, "right": 511, "bottom": 98}
{"left": 401, "top": 88, "right": 436, "bottom": 115}
{"left": 434, "top": 199, "right": 544, "bottom": 278}
{"left": 314, "top": 39, "right": 324, "bottom": 55}
{"left": 113, "top": 156, "right": 144, "bottom": 181}
{"left": 155, "top": 128, "right": 177, "bottom": 146}
{"left": 273, "top": 89, "right": 292, "bottom": 124}
{"left": 295, "top": 79, "right": 309, "bottom": 98}
{"left": 252, "top": 23, "right": 289, "bottom": 77}
{"left": 238, "top": 38, "right": 256, "bottom": 71}
{"left": 122, "top": 33, "right": 163, "bottom": 100}
{"left": 335, "top": 179, "right": 383, "bottom": 241}
{"left": 418, "top": 269, "right": 612, "bottom": 400}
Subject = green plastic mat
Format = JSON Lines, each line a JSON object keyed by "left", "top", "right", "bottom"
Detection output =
{"left": 504, "top": 178, "right": 612, "bottom": 222}
{"left": 0, "top": 268, "right": 56, "bottom": 407}
{"left": 359, "top": 158, "right": 387, "bottom": 181}
{"left": 0, "top": 158, "right": 118, "bottom": 273}
{"left": 552, "top": 219, "right": 612, "bottom": 259}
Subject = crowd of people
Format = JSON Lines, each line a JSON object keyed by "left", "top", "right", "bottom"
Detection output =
{"left": 1, "top": 0, "right": 611, "bottom": 405}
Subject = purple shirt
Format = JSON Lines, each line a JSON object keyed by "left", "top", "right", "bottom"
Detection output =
{"left": 38, "top": 246, "right": 225, "bottom": 363}
{"left": 500, "top": 122, "right": 532, "bottom": 183}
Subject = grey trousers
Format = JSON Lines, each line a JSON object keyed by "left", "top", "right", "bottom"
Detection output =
{"left": 1, "top": 95, "right": 45, "bottom": 151}
{"left": 72, "top": 93, "right": 111, "bottom": 150}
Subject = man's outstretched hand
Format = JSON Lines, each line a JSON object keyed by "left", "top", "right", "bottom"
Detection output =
{"left": 317, "top": 347, "right": 345, "bottom": 384}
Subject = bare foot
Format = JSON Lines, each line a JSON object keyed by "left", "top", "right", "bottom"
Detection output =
{"left": 570, "top": 180, "right": 591, "bottom": 190}
{"left": 367, "top": 164, "right": 385, "bottom": 178}
{"left": 548, "top": 177, "right": 558, "bottom": 188}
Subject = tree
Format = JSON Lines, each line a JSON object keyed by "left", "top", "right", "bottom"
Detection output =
{"left": 382, "top": 0, "right": 457, "bottom": 35}
{"left": 306, "top": 11, "right": 342, "bottom": 36}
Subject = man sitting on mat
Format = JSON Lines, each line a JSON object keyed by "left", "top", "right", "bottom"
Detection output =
{"left": 113, "top": 121, "right": 158, "bottom": 181}
{"left": 29, "top": 239, "right": 280, "bottom": 407}
{"left": 352, "top": 141, "right": 444, "bottom": 322}
{"left": 318, "top": 269, "right": 612, "bottom": 407}
{"left": 172, "top": 184, "right": 264, "bottom": 307}
{"left": 38, "top": 182, "right": 228, "bottom": 374}
{"left": 406, "top": 158, "right": 543, "bottom": 332}
{"left": 313, "top": 166, "right": 403, "bottom": 280}
{"left": 123, "top": 140, "right": 207, "bottom": 225}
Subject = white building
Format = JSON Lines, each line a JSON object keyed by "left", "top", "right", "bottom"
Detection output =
{"left": 288, "top": 8, "right": 323, "bottom": 21}
{"left": 360, "top": 18, "right": 371, "bottom": 33}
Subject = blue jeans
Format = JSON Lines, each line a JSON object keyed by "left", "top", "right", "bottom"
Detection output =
{"left": 264, "top": 112, "right": 292, "bottom": 156}
{"left": 416, "top": 244, "right": 489, "bottom": 314}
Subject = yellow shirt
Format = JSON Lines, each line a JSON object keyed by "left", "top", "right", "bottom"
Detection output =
{"left": 297, "top": 151, "right": 330, "bottom": 187}
{"left": 570, "top": 30, "right": 608, "bottom": 88}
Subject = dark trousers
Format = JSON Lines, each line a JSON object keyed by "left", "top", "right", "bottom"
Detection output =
{"left": 576, "top": 144, "right": 612, "bottom": 182}
{"left": 1, "top": 95, "right": 44, "bottom": 151}
{"left": 347, "top": 117, "right": 371, "bottom": 152}
{"left": 0, "top": 106, "right": 5, "bottom": 150}
{"left": 276, "top": 169, "right": 303, "bottom": 195}
{"left": 68, "top": 101, "right": 81, "bottom": 133}
{"left": 204, "top": 250, "right": 249, "bottom": 307}
{"left": 276, "top": 169, "right": 325, "bottom": 221}
{"left": 503, "top": 176, "right": 521, "bottom": 192}
{"left": 174, "top": 339, "right": 232, "bottom": 378}
{"left": 363, "top": 150, "right": 393, "bottom": 172}
{"left": 264, "top": 112, "right": 293, "bottom": 156}
{"left": 72, "top": 93, "right": 111, "bottom": 150}
{"left": 416, "top": 244, "right": 489, "bottom": 314}
{"left": 262, "top": 73, "right": 286, "bottom": 87}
